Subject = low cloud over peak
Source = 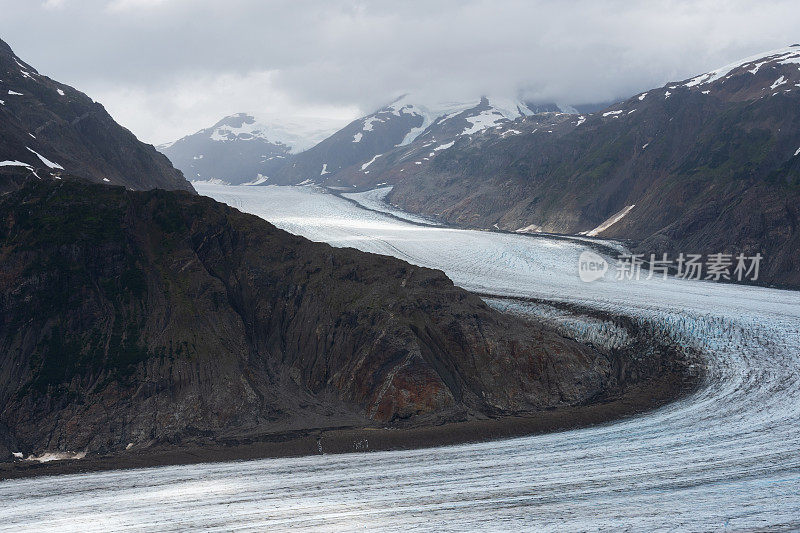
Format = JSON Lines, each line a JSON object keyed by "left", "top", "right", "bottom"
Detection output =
{"left": 3, "top": 0, "right": 798, "bottom": 143}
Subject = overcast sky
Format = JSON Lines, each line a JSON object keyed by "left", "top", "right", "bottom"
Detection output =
{"left": 1, "top": 0, "right": 798, "bottom": 144}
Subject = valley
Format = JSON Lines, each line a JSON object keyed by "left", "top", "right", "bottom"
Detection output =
{"left": 0, "top": 183, "right": 796, "bottom": 531}
{"left": 1, "top": 11, "right": 799, "bottom": 530}
{"left": 0, "top": 179, "right": 689, "bottom": 471}
{"left": 161, "top": 47, "right": 800, "bottom": 288}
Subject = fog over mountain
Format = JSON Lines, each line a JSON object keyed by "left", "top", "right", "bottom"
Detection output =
{"left": 0, "top": 0, "right": 798, "bottom": 144}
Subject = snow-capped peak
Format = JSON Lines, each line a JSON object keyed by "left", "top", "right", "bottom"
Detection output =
{"left": 683, "top": 45, "right": 800, "bottom": 88}
{"left": 372, "top": 95, "right": 550, "bottom": 146}
{"left": 202, "top": 113, "right": 348, "bottom": 153}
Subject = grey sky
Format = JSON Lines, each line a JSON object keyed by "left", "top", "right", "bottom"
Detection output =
{"left": 1, "top": 0, "right": 798, "bottom": 144}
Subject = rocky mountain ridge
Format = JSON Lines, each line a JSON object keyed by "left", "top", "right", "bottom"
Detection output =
{"left": 379, "top": 46, "right": 800, "bottom": 288}
{"left": 0, "top": 38, "right": 194, "bottom": 193}
{"left": 0, "top": 178, "right": 681, "bottom": 460}
{"left": 161, "top": 95, "right": 575, "bottom": 186}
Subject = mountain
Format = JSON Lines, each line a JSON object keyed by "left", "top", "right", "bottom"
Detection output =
{"left": 158, "top": 96, "right": 579, "bottom": 188}
{"left": 159, "top": 113, "right": 346, "bottom": 185}
{"left": 0, "top": 38, "right": 193, "bottom": 193}
{"left": 0, "top": 178, "right": 682, "bottom": 460}
{"left": 263, "top": 95, "right": 573, "bottom": 186}
{"left": 382, "top": 46, "right": 800, "bottom": 288}
{"left": 333, "top": 110, "right": 576, "bottom": 190}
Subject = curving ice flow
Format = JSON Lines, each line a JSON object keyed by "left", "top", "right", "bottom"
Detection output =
{"left": 342, "top": 186, "right": 442, "bottom": 226}
{"left": 1, "top": 184, "right": 799, "bottom": 532}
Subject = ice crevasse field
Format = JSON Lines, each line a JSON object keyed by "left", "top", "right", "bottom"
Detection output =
{"left": 1, "top": 183, "right": 799, "bottom": 532}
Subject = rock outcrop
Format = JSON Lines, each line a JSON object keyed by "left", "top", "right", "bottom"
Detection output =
{"left": 0, "top": 178, "right": 640, "bottom": 457}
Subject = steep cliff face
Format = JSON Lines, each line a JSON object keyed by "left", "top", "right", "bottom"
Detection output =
{"left": 0, "top": 38, "right": 193, "bottom": 193}
{"left": 384, "top": 47, "right": 800, "bottom": 288}
{"left": 0, "top": 179, "right": 626, "bottom": 457}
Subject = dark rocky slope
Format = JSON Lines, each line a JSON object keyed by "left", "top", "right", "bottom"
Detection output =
{"left": 383, "top": 47, "right": 800, "bottom": 288}
{"left": 0, "top": 178, "right": 685, "bottom": 461}
{"left": 0, "top": 38, "right": 193, "bottom": 193}
{"left": 270, "top": 100, "right": 426, "bottom": 186}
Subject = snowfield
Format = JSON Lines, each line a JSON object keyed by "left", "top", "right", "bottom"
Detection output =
{"left": 684, "top": 45, "right": 800, "bottom": 88}
{"left": 2, "top": 183, "right": 798, "bottom": 532}
{"left": 582, "top": 204, "right": 635, "bottom": 236}
{"left": 25, "top": 147, "right": 63, "bottom": 170}
{"left": 201, "top": 113, "right": 346, "bottom": 153}
{"left": 388, "top": 95, "right": 544, "bottom": 146}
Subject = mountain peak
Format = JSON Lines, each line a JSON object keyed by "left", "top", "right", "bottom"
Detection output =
{"left": 682, "top": 46, "right": 800, "bottom": 89}
{"left": 158, "top": 113, "right": 349, "bottom": 184}
{"left": 0, "top": 38, "right": 14, "bottom": 57}
{"left": 0, "top": 38, "right": 193, "bottom": 192}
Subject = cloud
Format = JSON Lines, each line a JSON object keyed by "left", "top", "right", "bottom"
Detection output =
{"left": 41, "top": 0, "right": 67, "bottom": 9}
{"left": 86, "top": 70, "right": 359, "bottom": 145}
{"left": 2, "top": 0, "right": 799, "bottom": 143}
{"left": 106, "top": 0, "right": 171, "bottom": 11}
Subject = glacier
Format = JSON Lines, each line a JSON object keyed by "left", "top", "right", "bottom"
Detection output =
{"left": 1, "top": 183, "right": 798, "bottom": 532}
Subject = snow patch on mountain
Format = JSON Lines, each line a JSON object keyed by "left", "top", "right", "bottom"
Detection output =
{"left": 197, "top": 113, "right": 346, "bottom": 154}
{"left": 516, "top": 224, "right": 543, "bottom": 233}
{"left": 362, "top": 116, "right": 383, "bottom": 132}
{"left": 748, "top": 60, "right": 770, "bottom": 74}
{"left": 462, "top": 109, "right": 508, "bottom": 135}
{"left": 13, "top": 58, "right": 35, "bottom": 80}
{"left": 684, "top": 46, "right": 800, "bottom": 88}
{"left": 434, "top": 141, "right": 455, "bottom": 151}
{"left": 26, "top": 147, "right": 63, "bottom": 169}
{"left": 243, "top": 174, "right": 270, "bottom": 186}
{"left": 0, "top": 160, "right": 32, "bottom": 168}
{"left": 583, "top": 205, "right": 636, "bottom": 237}
{"left": 361, "top": 154, "right": 382, "bottom": 171}
{"left": 191, "top": 178, "right": 229, "bottom": 186}
{"left": 771, "top": 76, "right": 787, "bottom": 90}
{"left": 387, "top": 95, "right": 541, "bottom": 146}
